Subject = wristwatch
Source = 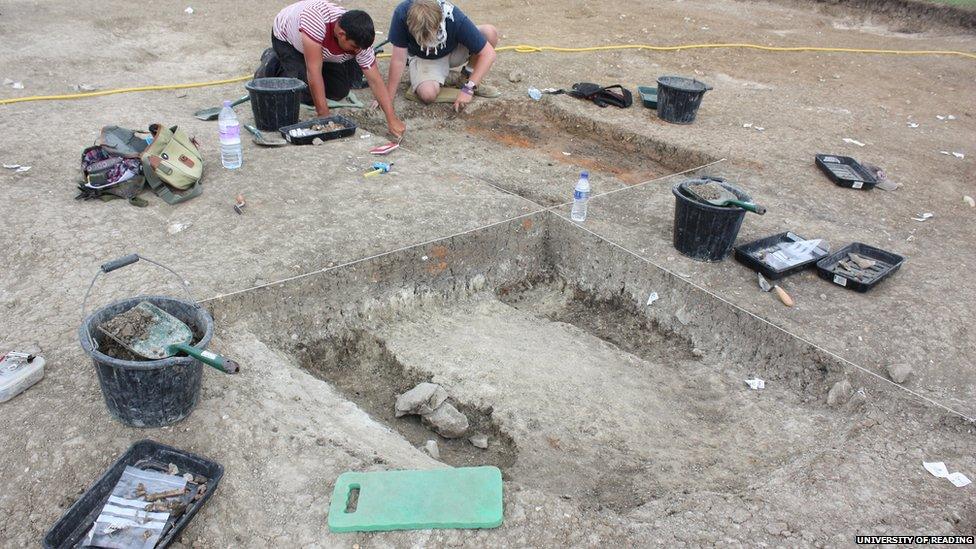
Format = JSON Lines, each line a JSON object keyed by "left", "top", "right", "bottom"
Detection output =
{"left": 461, "top": 81, "right": 477, "bottom": 95}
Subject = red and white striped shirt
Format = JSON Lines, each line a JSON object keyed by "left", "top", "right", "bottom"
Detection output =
{"left": 273, "top": 0, "right": 376, "bottom": 69}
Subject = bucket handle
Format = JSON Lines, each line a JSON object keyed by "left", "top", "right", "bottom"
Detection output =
{"left": 81, "top": 253, "right": 197, "bottom": 348}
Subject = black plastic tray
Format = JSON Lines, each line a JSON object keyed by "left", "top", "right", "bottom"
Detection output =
{"left": 733, "top": 231, "right": 830, "bottom": 280}
{"left": 280, "top": 115, "right": 357, "bottom": 145}
{"left": 815, "top": 154, "right": 878, "bottom": 190}
{"left": 816, "top": 242, "right": 904, "bottom": 292}
{"left": 43, "top": 440, "right": 224, "bottom": 549}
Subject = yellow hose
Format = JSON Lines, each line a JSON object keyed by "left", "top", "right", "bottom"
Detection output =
{"left": 498, "top": 43, "right": 976, "bottom": 59}
{"left": 0, "top": 75, "right": 252, "bottom": 106}
{"left": 2, "top": 42, "right": 974, "bottom": 106}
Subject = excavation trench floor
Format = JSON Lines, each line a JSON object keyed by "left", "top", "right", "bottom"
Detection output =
{"left": 354, "top": 285, "right": 832, "bottom": 513}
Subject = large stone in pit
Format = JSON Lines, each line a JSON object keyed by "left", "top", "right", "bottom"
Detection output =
{"left": 395, "top": 382, "right": 449, "bottom": 417}
{"left": 422, "top": 402, "right": 469, "bottom": 438}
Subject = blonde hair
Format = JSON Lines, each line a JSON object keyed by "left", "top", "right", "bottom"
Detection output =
{"left": 407, "top": 0, "right": 442, "bottom": 47}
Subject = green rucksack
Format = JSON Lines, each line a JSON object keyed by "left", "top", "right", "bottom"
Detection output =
{"left": 141, "top": 123, "right": 204, "bottom": 205}
{"left": 77, "top": 124, "right": 204, "bottom": 206}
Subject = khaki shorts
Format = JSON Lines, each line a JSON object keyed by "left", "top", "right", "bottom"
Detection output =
{"left": 408, "top": 46, "right": 470, "bottom": 91}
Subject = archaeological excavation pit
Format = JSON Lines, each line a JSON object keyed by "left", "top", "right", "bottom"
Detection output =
{"left": 358, "top": 99, "right": 718, "bottom": 206}
{"left": 205, "top": 211, "right": 964, "bottom": 518}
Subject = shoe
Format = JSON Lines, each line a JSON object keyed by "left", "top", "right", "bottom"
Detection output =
{"left": 254, "top": 48, "right": 276, "bottom": 79}
{"left": 455, "top": 66, "right": 500, "bottom": 98}
{"left": 474, "top": 82, "right": 501, "bottom": 98}
{"left": 444, "top": 69, "right": 466, "bottom": 88}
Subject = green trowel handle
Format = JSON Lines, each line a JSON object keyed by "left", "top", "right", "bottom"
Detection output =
{"left": 169, "top": 343, "right": 240, "bottom": 374}
{"left": 230, "top": 95, "right": 251, "bottom": 108}
{"left": 727, "top": 200, "right": 767, "bottom": 215}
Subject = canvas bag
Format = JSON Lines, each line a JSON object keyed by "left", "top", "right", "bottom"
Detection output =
{"left": 141, "top": 124, "right": 204, "bottom": 205}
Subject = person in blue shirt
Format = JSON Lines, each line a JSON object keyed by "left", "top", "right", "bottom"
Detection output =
{"left": 386, "top": 0, "right": 500, "bottom": 112}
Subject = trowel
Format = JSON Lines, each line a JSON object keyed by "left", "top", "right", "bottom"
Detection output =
{"left": 244, "top": 124, "right": 288, "bottom": 147}
{"left": 757, "top": 272, "right": 794, "bottom": 307}
{"left": 99, "top": 301, "right": 240, "bottom": 373}
{"left": 684, "top": 181, "right": 767, "bottom": 215}
{"left": 193, "top": 95, "right": 250, "bottom": 121}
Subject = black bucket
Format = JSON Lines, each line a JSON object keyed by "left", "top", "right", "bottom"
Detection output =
{"left": 79, "top": 254, "right": 215, "bottom": 428}
{"left": 80, "top": 296, "right": 214, "bottom": 427}
{"left": 245, "top": 77, "right": 307, "bottom": 131}
{"left": 672, "top": 178, "right": 750, "bottom": 262}
{"left": 656, "top": 76, "right": 712, "bottom": 125}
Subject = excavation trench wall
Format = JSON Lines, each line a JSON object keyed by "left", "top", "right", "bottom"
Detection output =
{"left": 206, "top": 211, "right": 967, "bottom": 430}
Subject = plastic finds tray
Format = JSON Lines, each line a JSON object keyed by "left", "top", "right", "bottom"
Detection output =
{"left": 280, "top": 115, "right": 357, "bottom": 145}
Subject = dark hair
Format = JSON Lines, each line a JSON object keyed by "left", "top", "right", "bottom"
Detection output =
{"left": 338, "top": 10, "right": 376, "bottom": 49}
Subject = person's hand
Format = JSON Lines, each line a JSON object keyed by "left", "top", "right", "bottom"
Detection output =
{"left": 453, "top": 90, "right": 473, "bottom": 113}
{"left": 388, "top": 117, "right": 406, "bottom": 140}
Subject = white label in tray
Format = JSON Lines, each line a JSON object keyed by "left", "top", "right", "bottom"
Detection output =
{"left": 833, "top": 275, "right": 848, "bottom": 287}
{"left": 852, "top": 181, "right": 864, "bottom": 189}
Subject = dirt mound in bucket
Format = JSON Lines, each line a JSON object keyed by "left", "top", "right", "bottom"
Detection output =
{"left": 100, "top": 306, "right": 154, "bottom": 345}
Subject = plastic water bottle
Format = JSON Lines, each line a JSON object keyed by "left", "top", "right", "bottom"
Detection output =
{"left": 217, "top": 100, "right": 242, "bottom": 169}
{"left": 570, "top": 171, "right": 591, "bottom": 222}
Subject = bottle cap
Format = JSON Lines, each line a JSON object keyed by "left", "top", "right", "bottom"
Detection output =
{"left": 580, "top": 171, "right": 589, "bottom": 178}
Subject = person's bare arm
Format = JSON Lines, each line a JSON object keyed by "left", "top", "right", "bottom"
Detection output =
{"left": 364, "top": 63, "right": 405, "bottom": 139}
{"left": 454, "top": 42, "right": 496, "bottom": 111}
{"left": 466, "top": 42, "right": 496, "bottom": 87}
{"left": 301, "top": 33, "right": 330, "bottom": 116}
{"left": 386, "top": 46, "right": 408, "bottom": 101}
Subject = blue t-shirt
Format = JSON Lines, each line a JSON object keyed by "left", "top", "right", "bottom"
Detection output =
{"left": 388, "top": 0, "right": 487, "bottom": 60}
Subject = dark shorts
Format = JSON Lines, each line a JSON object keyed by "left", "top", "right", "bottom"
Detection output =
{"left": 268, "top": 34, "right": 362, "bottom": 102}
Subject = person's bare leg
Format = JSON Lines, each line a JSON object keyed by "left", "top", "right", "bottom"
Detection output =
{"left": 415, "top": 80, "right": 441, "bottom": 104}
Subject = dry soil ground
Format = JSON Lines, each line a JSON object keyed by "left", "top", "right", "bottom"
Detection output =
{"left": 0, "top": 0, "right": 975, "bottom": 547}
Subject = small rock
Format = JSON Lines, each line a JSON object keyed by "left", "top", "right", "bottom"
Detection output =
{"left": 826, "top": 380, "right": 852, "bottom": 406}
{"left": 964, "top": 195, "right": 975, "bottom": 208}
{"left": 508, "top": 69, "right": 524, "bottom": 83}
{"left": 424, "top": 440, "right": 440, "bottom": 459}
{"left": 885, "top": 363, "right": 913, "bottom": 384}
{"left": 315, "top": 437, "right": 327, "bottom": 446}
{"left": 422, "top": 402, "right": 469, "bottom": 438}
{"left": 167, "top": 463, "right": 179, "bottom": 476}
{"left": 469, "top": 433, "right": 489, "bottom": 449}
{"left": 819, "top": 293, "right": 827, "bottom": 301}
{"left": 11, "top": 81, "right": 24, "bottom": 90}
{"left": 395, "top": 382, "right": 448, "bottom": 417}
{"left": 731, "top": 508, "right": 750, "bottom": 524}
{"left": 691, "top": 348, "right": 705, "bottom": 358}
{"left": 468, "top": 274, "right": 487, "bottom": 292}
{"left": 183, "top": 473, "right": 194, "bottom": 482}
{"left": 766, "top": 521, "right": 788, "bottom": 536}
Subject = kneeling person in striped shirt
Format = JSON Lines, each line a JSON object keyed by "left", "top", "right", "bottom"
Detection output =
{"left": 258, "top": 0, "right": 406, "bottom": 139}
